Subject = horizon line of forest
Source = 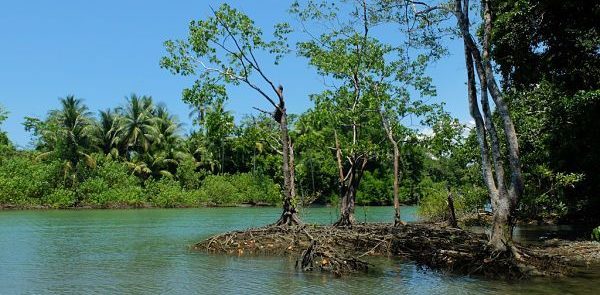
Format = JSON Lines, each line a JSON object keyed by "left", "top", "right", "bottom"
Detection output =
{"left": 0, "top": 1, "right": 598, "bottom": 234}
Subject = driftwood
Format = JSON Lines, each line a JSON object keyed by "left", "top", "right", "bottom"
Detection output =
{"left": 194, "top": 223, "right": 574, "bottom": 278}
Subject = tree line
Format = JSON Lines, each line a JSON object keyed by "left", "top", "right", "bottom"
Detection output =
{"left": 0, "top": 0, "right": 598, "bottom": 253}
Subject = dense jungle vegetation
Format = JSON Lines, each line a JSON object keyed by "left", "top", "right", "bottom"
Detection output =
{"left": 0, "top": 0, "right": 598, "bottom": 229}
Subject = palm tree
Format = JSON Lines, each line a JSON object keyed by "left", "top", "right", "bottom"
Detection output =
{"left": 117, "top": 94, "right": 157, "bottom": 158}
{"left": 149, "top": 104, "right": 187, "bottom": 177}
{"left": 153, "top": 104, "right": 183, "bottom": 150}
{"left": 188, "top": 104, "right": 207, "bottom": 135}
{"left": 204, "top": 100, "right": 234, "bottom": 174}
{"left": 183, "top": 133, "right": 217, "bottom": 172}
{"left": 125, "top": 153, "right": 152, "bottom": 178}
{"left": 39, "top": 95, "right": 96, "bottom": 187}
{"left": 92, "top": 109, "right": 121, "bottom": 158}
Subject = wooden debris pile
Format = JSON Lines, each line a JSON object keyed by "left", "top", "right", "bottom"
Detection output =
{"left": 194, "top": 223, "right": 574, "bottom": 278}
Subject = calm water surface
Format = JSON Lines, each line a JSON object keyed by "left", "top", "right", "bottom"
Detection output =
{"left": 1, "top": 206, "right": 598, "bottom": 294}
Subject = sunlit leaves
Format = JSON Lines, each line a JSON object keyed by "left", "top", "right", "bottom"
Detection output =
{"left": 161, "top": 3, "right": 292, "bottom": 113}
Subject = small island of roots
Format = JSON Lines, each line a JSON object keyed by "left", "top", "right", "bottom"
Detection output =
{"left": 194, "top": 223, "right": 599, "bottom": 279}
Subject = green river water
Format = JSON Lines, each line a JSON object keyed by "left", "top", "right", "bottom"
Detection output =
{"left": 1, "top": 206, "right": 598, "bottom": 294}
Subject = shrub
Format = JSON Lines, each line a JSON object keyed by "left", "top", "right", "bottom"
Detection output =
{"left": 145, "top": 178, "right": 198, "bottom": 208}
{"left": 197, "top": 175, "right": 238, "bottom": 205}
{"left": 0, "top": 154, "right": 61, "bottom": 206}
{"left": 78, "top": 159, "right": 145, "bottom": 207}
{"left": 235, "top": 173, "right": 281, "bottom": 205}
{"left": 418, "top": 178, "right": 488, "bottom": 221}
{"left": 356, "top": 170, "right": 392, "bottom": 206}
{"left": 197, "top": 173, "right": 281, "bottom": 206}
{"left": 44, "top": 188, "right": 76, "bottom": 208}
{"left": 417, "top": 178, "right": 450, "bottom": 221}
{"left": 176, "top": 158, "right": 205, "bottom": 190}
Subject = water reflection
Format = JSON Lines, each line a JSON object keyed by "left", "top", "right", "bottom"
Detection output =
{"left": 0, "top": 207, "right": 598, "bottom": 294}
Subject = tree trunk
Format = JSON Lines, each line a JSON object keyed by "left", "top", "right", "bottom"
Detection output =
{"left": 334, "top": 155, "right": 367, "bottom": 227}
{"left": 447, "top": 190, "right": 458, "bottom": 228}
{"left": 380, "top": 111, "right": 402, "bottom": 226}
{"left": 392, "top": 145, "right": 401, "bottom": 226}
{"left": 289, "top": 142, "right": 297, "bottom": 200}
{"left": 336, "top": 181, "right": 357, "bottom": 226}
{"left": 455, "top": 0, "right": 522, "bottom": 252}
{"left": 274, "top": 86, "right": 301, "bottom": 226}
{"left": 489, "top": 190, "right": 510, "bottom": 251}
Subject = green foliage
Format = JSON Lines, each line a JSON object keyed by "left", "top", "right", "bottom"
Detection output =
{"left": 0, "top": 104, "right": 9, "bottom": 148}
{"left": 417, "top": 179, "right": 449, "bottom": 221}
{"left": 160, "top": 3, "right": 291, "bottom": 124}
{"left": 77, "top": 158, "right": 144, "bottom": 208}
{"left": 176, "top": 157, "right": 204, "bottom": 190}
{"left": 506, "top": 83, "right": 600, "bottom": 220}
{"left": 356, "top": 170, "right": 392, "bottom": 206}
{"left": 418, "top": 178, "right": 488, "bottom": 222}
{"left": 519, "top": 165, "right": 583, "bottom": 218}
{"left": 592, "top": 226, "right": 600, "bottom": 242}
{"left": 491, "top": 1, "right": 600, "bottom": 221}
{"left": 43, "top": 188, "right": 76, "bottom": 209}
{"left": 0, "top": 104, "right": 7, "bottom": 124}
{"left": 119, "top": 94, "right": 157, "bottom": 154}
{"left": 197, "top": 173, "right": 281, "bottom": 206}
{"left": 492, "top": 0, "right": 600, "bottom": 91}
{"left": 0, "top": 154, "right": 60, "bottom": 206}
{"left": 144, "top": 178, "right": 197, "bottom": 208}
{"left": 196, "top": 175, "right": 239, "bottom": 205}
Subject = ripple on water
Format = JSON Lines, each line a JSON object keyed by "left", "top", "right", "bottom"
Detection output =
{"left": 0, "top": 207, "right": 598, "bottom": 294}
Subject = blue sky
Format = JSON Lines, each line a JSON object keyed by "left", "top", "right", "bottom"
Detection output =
{"left": 0, "top": 0, "right": 469, "bottom": 148}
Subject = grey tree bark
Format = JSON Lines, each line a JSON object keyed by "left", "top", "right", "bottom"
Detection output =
{"left": 333, "top": 130, "right": 368, "bottom": 227}
{"left": 454, "top": 0, "right": 523, "bottom": 252}
{"left": 274, "top": 86, "right": 302, "bottom": 226}
{"left": 380, "top": 111, "right": 402, "bottom": 226}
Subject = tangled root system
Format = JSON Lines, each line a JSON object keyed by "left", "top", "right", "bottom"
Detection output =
{"left": 194, "top": 223, "right": 576, "bottom": 278}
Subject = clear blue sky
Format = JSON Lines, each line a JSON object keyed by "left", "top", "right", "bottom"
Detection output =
{"left": 0, "top": 0, "right": 469, "bottom": 148}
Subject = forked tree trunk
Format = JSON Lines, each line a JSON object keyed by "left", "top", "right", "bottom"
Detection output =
{"left": 333, "top": 130, "right": 351, "bottom": 226}
{"left": 333, "top": 145, "right": 368, "bottom": 227}
{"left": 274, "top": 86, "right": 302, "bottom": 226}
{"left": 335, "top": 166, "right": 365, "bottom": 227}
{"left": 464, "top": 41, "right": 509, "bottom": 250}
{"left": 455, "top": 0, "right": 523, "bottom": 252}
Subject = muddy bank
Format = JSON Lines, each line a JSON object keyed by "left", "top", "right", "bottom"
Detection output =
{"left": 540, "top": 239, "right": 600, "bottom": 265}
{"left": 459, "top": 211, "right": 598, "bottom": 227}
{"left": 194, "top": 223, "right": 582, "bottom": 278}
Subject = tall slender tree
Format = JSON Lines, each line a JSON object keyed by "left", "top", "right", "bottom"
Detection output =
{"left": 161, "top": 4, "right": 301, "bottom": 225}
{"left": 453, "top": 0, "right": 523, "bottom": 251}
{"left": 375, "top": 0, "right": 524, "bottom": 251}
{"left": 293, "top": 0, "right": 439, "bottom": 226}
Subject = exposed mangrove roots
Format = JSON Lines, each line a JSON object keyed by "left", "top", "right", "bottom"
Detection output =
{"left": 194, "top": 223, "right": 578, "bottom": 278}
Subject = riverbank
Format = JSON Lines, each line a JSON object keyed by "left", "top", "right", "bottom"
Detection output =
{"left": 0, "top": 202, "right": 277, "bottom": 210}
{"left": 194, "top": 223, "right": 599, "bottom": 279}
